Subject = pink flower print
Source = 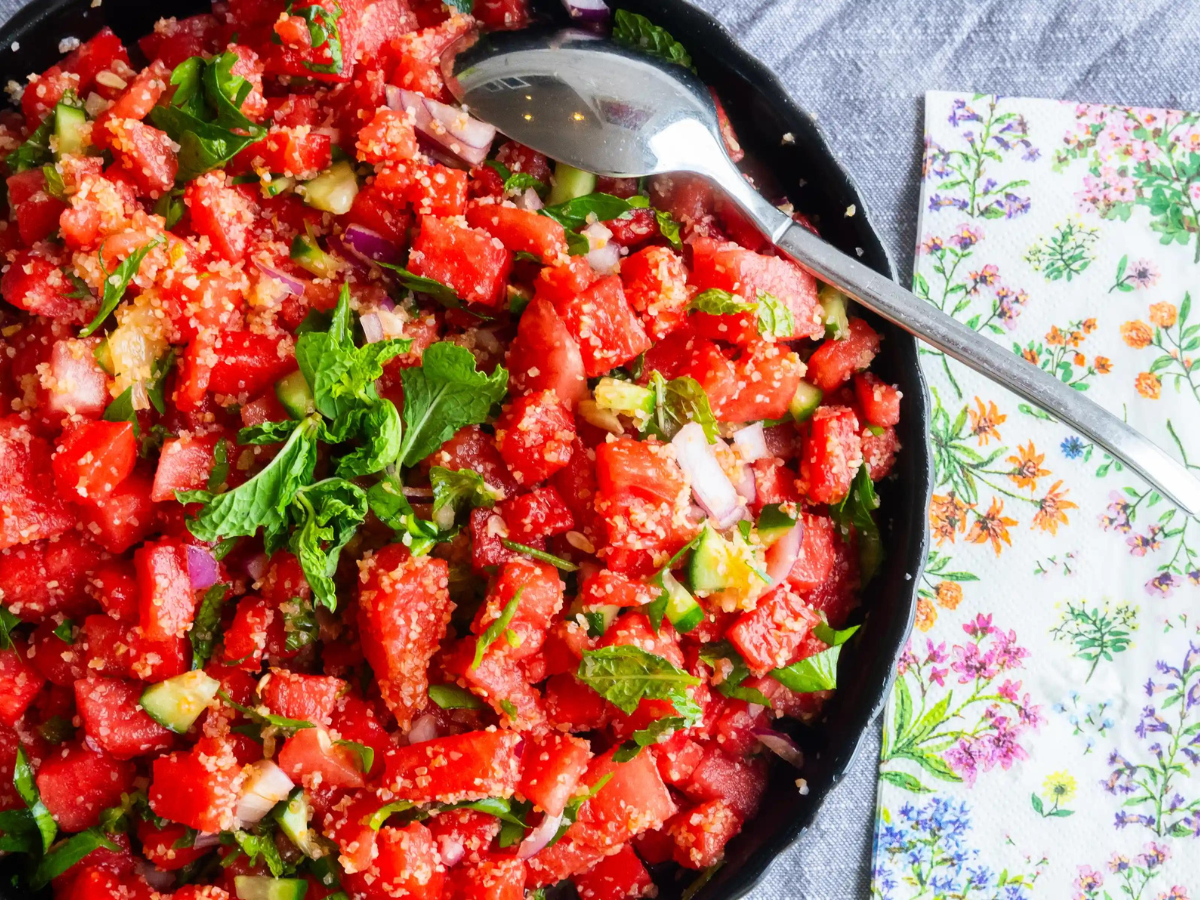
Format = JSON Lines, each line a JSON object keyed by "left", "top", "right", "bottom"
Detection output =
{"left": 963, "top": 613, "right": 996, "bottom": 638}
{"left": 1128, "top": 259, "right": 1159, "bottom": 288}
{"left": 1157, "top": 888, "right": 1189, "bottom": 900}
{"left": 997, "top": 679, "right": 1020, "bottom": 702}
{"left": 991, "top": 628, "right": 1030, "bottom": 670}
{"left": 1100, "top": 491, "right": 1132, "bottom": 532}
{"left": 1145, "top": 572, "right": 1180, "bottom": 598}
{"left": 1073, "top": 865, "right": 1104, "bottom": 900}
{"left": 1127, "top": 525, "right": 1163, "bottom": 557}
{"left": 929, "top": 666, "right": 947, "bottom": 687}
{"left": 1135, "top": 842, "right": 1170, "bottom": 870}
{"left": 967, "top": 264, "right": 999, "bottom": 293}
{"left": 923, "top": 640, "right": 948, "bottom": 665}
{"left": 951, "top": 642, "right": 999, "bottom": 683}
{"left": 948, "top": 224, "right": 983, "bottom": 250}
{"left": 919, "top": 234, "right": 946, "bottom": 254}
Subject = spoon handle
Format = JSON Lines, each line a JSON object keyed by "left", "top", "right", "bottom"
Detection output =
{"left": 764, "top": 211, "right": 1200, "bottom": 516}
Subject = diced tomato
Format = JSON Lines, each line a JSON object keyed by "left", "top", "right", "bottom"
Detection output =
{"left": 519, "top": 732, "right": 591, "bottom": 817}
{"left": 443, "top": 636, "right": 546, "bottom": 730}
{"left": 37, "top": 741, "right": 137, "bottom": 832}
{"left": 806, "top": 318, "right": 882, "bottom": 392}
{"left": 138, "top": 14, "right": 222, "bottom": 67}
{"left": 653, "top": 732, "right": 705, "bottom": 786}
{"left": 452, "top": 854, "right": 527, "bottom": 900}
{"left": 207, "top": 332, "right": 295, "bottom": 397}
{"left": 319, "top": 789, "right": 381, "bottom": 874}
{"left": 726, "top": 587, "right": 822, "bottom": 675}
{"left": 74, "top": 677, "right": 175, "bottom": 759}
{"left": 279, "top": 726, "right": 366, "bottom": 789}
{"left": 0, "top": 642, "right": 45, "bottom": 726}
{"left": 424, "top": 425, "right": 518, "bottom": 498}
{"left": 86, "top": 560, "right": 139, "bottom": 621}
{"left": 495, "top": 390, "right": 576, "bottom": 486}
{"left": 78, "top": 471, "right": 158, "bottom": 554}
{"left": 466, "top": 203, "right": 568, "bottom": 264}
{"left": 524, "top": 832, "right": 608, "bottom": 888}
{"left": 0, "top": 418, "right": 75, "bottom": 550}
{"left": 383, "top": 730, "right": 522, "bottom": 803}
{"left": 473, "top": 0, "right": 531, "bottom": 28}
{"left": 347, "top": 184, "right": 415, "bottom": 248}
{"left": 498, "top": 486, "right": 575, "bottom": 541}
{"left": 598, "top": 613, "right": 685, "bottom": 668}
{"left": 344, "top": 823, "right": 443, "bottom": 900}
{"left": 379, "top": 160, "right": 470, "bottom": 224}
{"left": 750, "top": 458, "right": 801, "bottom": 515}
{"left": 668, "top": 800, "right": 742, "bottom": 869}
{"left": 854, "top": 372, "right": 902, "bottom": 427}
{"left": 534, "top": 256, "right": 598, "bottom": 308}
{"left": 105, "top": 119, "right": 178, "bottom": 196}
{"left": 862, "top": 423, "right": 900, "bottom": 481}
{"left": 506, "top": 297, "right": 589, "bottom": 408}
{"left": 620, "top": 245, "right": 692, "bottom": 340}
{"left": 222, "top": 595, "right": 275, "bottom": 671}
{"left": 576, "top": 747, "right": 676, "bottom": 848}
{"left": 356, "top": 108, "right": 418, "bottom": 163}
{"left": 93, "top": 60, "right": 170, "bottom": 140}
{"left": 184, "top": 172, "right": 256, "bottom": 263}
{"left": 787, "top": 513, "right": 836, "bottom": 592}
{"left": 237, "top": 127, "right": 333, "bottom": 178}
{"left": 357, "top": 544, "right": 452, "bottom": 729}
{"left": 29, "top": 620, "right": 87, "bottom": 687}
{"left": 0, "top": 531, "right": 104, "bottom": 622}
{"left": 685, "top": 748, "right": 767, "bottom": 818}
{"left": 137, "top": 820, "right": 212, "bottom": 871}
{"left": 471, "top": 558, "right": 564, "bottom": 661}
{"left": 149, "top": 736, "right": 242, "bottom": 832}
{"left": 53, "top": 421, "right": 136, "bottom": 502}
{"left": 36, "top": 335, "right": 111, "bottom": 424}
{"left": 553, "top": 276, "right": 652, "bottom": 377}
{"left": 8, "top": 169, "right": 68, "bottom": 245}
{"left": 604, "top": 206, "right": 658, "bottom": 248}
{"left": 260, "top": 670, "right": 346, "bottom": 724}
{"left": 648, "top": 173, "right": 715, "bottom": 226}
{"left": 135, "top": 538, "right": 195, "bottom": 641}
{"left": 495, "top": 142, "right": 551, "bottom": 183}
{"left": 21, "top": 66, "right": 77, "bottom": 127}
{"left": 579, "top": 570, "right": 654, "bottom": 609}
{"left": 800, "top": 406, "right": 862, "bottom": 505}
{"left": 572, "top": 844, "right": 655, "bottom": 900}
{"left": 82, "top": 615, "right": 191, "bottom": 682}
{"left": 151, "top": 433, "right": 221, "bottom": 502}
{"left": 408, "top": 216, "right": 512, "bottom": 307}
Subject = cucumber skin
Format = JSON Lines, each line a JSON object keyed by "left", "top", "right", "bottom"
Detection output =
{"left": 275, "top": 371, "right": 315, "bottom": 420}
{"left": 547, "top": 162, "right": 596, "bottom": 206}
{"left": 139, "top": 671, "right": 220, "bottom": 735}
{"left": 789, "top": 381, "right": 823, "bottom": 423}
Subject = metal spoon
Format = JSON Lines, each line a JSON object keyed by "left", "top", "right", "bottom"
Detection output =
{"left": 442, "top": 26, "right": 1200, "bottom": 515}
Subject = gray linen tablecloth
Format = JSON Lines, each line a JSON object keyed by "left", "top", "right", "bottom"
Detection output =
{"left": 3, "top": 0, "right": 1200, "bottom": 896}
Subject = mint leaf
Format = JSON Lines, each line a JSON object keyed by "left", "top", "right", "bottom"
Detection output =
{"left": 5, "top": 115, "right": 53, "bottom": 174}
{"left": 444, "top": 797, "right": 527, "bottom": 828}
{"left": 238, "top": 419, "right": 300, "bottom": 445}
{"left": 428, "top": 684, "right": 484, "bottom": 710}
{"left": 365, "top": 800, "right": 416, "bottom": 831}
{"left": 191, "top": 584, "right": 229, "bottom": 669}
{"left": 283, "top": 0, "right": 344, "bottom": 75}
{"left": 329, "top": 400, "right": 402, "bottom": 478}
{"left": 30, "top": 828, "right": 118, "bottom": 889}
{"left": 42, "top": 164, "right": 66, "bottom": 201}
{"left": 52, "top": 618, "right": 75, "bottom": 644}
{"left": 756, "top": 291, "right": 794, "bottom": 338}
{"left": 813, "top": 623, "right": 860, "bottom": 647}
{"left": 612, "top": 9, "right": 693, "bottom": 69}
{"left": 430, "top": 466, "right": 498, "bottom": 529}
{"left": 540, "top": 193, "right": 638, "bottom": 232}
{"left": 613, "top": 691, "right": 702, "bottom": 762}
{"left": 472, "top": 587, "right": 524, "bottom": 669}
{"left": 80, "top": 235, "right": 165, "bottom": 337}
{"left": 656, "top": 209, "right": 682, "bottom": 249}
{"left": 829, "top": 466, "right": 883, "bottom": 585}
{"left": 396, "top": 343, "right": 508, "bottom": 467}
{"left": 14, "top": 745, "right": 56, "bottom": 852}
{"left": 770, "top": 645, "right": 842, "bottom": 693}
{"left": 576, "top": 645, "right": 700, "bottom": 715}
{"left": 500, "top": 540, "right": 579, "bottom": 572}
{"left": 288, "top": 478, "right": 368, "bottom": 611}
{"left": 644, "top": 371, "right": 717, "bottom": 443}
{"left": 688, "top": 288, "right": 754, "bottom": 316}
{"left": 697, "top": 641, "right": 772, "bottom": 706}
{"left": 228, "top": 828, "right": 288, "bottom": 878}
{"left": 0, "top": 607, "right": 20, "bottom": 651}
{"left": 181, "top": 415, "right": 321, "bottom": 542}
{"left": 207, "top": 437, "right": 230, "bottom": 493}
{"left": 335, "top": 740, "right": 374, "bottom": 775}
{"left": 367, "top": 473, "right": 454, "bottom": 556}
{"left": 103, "top": 350, "right": 175, "bottom": 432}
{"left": 218, "top": 692, "right": 314, "bottom": 734}
{"left": 378, "top": 262, "right": 462, "bottom": 308}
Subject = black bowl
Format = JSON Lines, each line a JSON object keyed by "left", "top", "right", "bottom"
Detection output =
{"left": 0, "top": 1, "right": 931, "bottom": 897}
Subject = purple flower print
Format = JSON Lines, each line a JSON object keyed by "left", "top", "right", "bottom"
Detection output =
{"left": 929, "top": 194, "right": 969, "bottom": 212}
{"left": 994, "top": 285, "right": 1029, "bottom": 330}
{"left": 948, "top": 98, "right": 983, "bottom": 127}
{"left": 1099, "top": 491, "right": 1132, "bottom": 532}
{"left": 1127, "top": 525, "right": 1163, "bottom": 556}
{"left": 1145, "top": 572, "right": 1180, "bottom": 598}
{"left": 947, "top": 224, "right": 982, "bottom": 250}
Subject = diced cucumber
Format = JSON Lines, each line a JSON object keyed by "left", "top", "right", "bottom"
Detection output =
{"left": 756, "top": 503, "right": 798, "bottom": 546}
{"left": 275, "top": 787, "right": 320, "bottom": 858}
{"left": 593, "top": 377, "right": 655, "bottom": 421}
{"left": 275, "top": 370, "right": 315, "bottom": 420}
{"left": 507, "top": 284, "right": 532, "bottom": 316}
{"left": 569, "top": 598, "right": 618, "bottom": 637}
{"left": 54, "top": 103, "right": 88, "bottom": 158}
{"left": 788, "top": 380, "right": 823, "bottom": 423}
{"left": 262, "top": 175, "right": 294, "bottom": 198}
{"left": 660, "top": 569, "right": 703, "bottom": 633}
{"left": 290, "top": 234, "right": 339, "bottom": 279}
{"left": 139, "top": 670, "right": 220, "bottom": 735}
{"left": 818, "top": 284, "right": 849, "bottom": 340}
{"left": 300, "top": 160, "right": 358, "bottom": 215}
{"left": 93, "top": 339, "right": 114, "bottom": 376}
{"left": 234, "top": 876, "right": 309, "bottom": 900}
{"left": 546, "top": 162, "right": 596, "bottom": 206}
{"left": 687, "top": 523, "right": 766, "bottom": 598}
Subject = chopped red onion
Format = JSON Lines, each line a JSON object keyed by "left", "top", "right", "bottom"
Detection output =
{"left": 235, "top": 760, "right": 295, "bottom": 828}
{"left": 765, "top": 518, "right": 804, "bottom": 587}
{"left": 561, "top": 0, "right": 610, "bottom": 20}
{"left": 187, "top": 545, "right": 220, "bottom": 591}
{"left": 747, "top": 703, "right": 765, "bottom": 719}
{"left": 672, "top": 422, "right": 744, "bottom": 529}
{"left": 342, "top": 224, "right": 403, "bottom": 267}
{"left": 514, "top": 187, "right": 544, "bottom": 211}
{"left": 583, "top": 221, "right": 620, "bottom": 275}
{"left": 732, "top": 423, "right": 770, "bottom": 461}
{"left": 192, "top": 832, "right": 221, "bottom": 850}
{"left": 391, "top": 88, "right": 496, "bottom": 167}
{"left": 438, "top": 836, "right": 465, "bottom": 868}
{"left": 253, "top": 260, "right": 305, "bottom": 297}
{"left": 360, "top": 313, "right": 385, "bottom": 344}
{"left": 138, "top": 863, "right": 176, "bottom": 891}
{"left": 407, "top": 713, "right": 439, "bottom": 745}
{"left": 517, "top": 811, "right": 564, "bottom": 859}
{"left": 244, "top": 552, "right": 269, "bottom": 583}
{"left": 754, "top": 728, "right": 804, "bottom": 768}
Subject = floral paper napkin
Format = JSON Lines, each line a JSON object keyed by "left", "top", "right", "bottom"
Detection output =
{"left": 870, "top": 91, "right": 1200, "bottom": 900}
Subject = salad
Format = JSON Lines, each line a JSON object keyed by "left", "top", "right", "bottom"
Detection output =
{"left": 0, "top": 1, "right": 902, "bottom": 899}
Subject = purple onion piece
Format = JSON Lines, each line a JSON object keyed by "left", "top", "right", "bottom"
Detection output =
{"left": 517, "top": 811, "right": 564, "bottom": 859}
{"left": 754, "top": 728, "right": 805, "bottom": 768}
{"left": 561, "top": 0, "right": 611, "bottom": 21}
{"left": 765, "top": 518, "right": 804, "bottom": 587}
{"left": 360, "top": 313, "right": 385, "bottom": 344}
{"left": 253, "top": 260, "right": 306, "bottom": 297}
{"left": 187, "top": 544, "right": 220, "bottom": 591}
{"left": 732, "top": 422, "right": 770, "bottom": 461}
{"left": 394, "top": 87, "right": 495, "bottom": 168}
{"left": 671, "top": 422, "right": 743, "bottom": 527}
{"left": 342, "top": 224, "right": 403, "bottom": 267}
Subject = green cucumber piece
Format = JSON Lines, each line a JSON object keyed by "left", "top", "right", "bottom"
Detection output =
{"left": 818, "top": 284, "right": 849, "bottom": 340}
{"left": 546, "top": 162, "right": 596, "bottom": 206}
{"left": 660, "top": 568, "right": 703, "bottom": 633}
{"left": 263, "top": 175, "right": 294, "bottom": 198}
{"left": 300, "top": 160, "right": 358, "bottom": 215}
{"left": 275, "top": 370, "right": 315, "bottom": 420}
{"left": 139, "top": 670, "right": 220, "bottom": 734}
{"left": 756, "top": 503, "right": 798, "bottom": 546}
{"left": 593, "top": 377, "right": 655, "bottom": 420}
{"left": 569, "top": 598, "right": 619, "bottom": 637}
{"left": 788, "top": 381, "right": 823, "bottom": 423}
{"left": 687, "top": 523, "right": 765, "bottom": 597}
{"left": 53, "top": 103, "right": 88, "bottom": 158}
{"left": 289, "top": 234, "right": 339, "bottom": 279}
{"left": 93, "top": 339, "right": 114, "bottom": 376}
{"left": 275, "top": 787, "right": 320, "bottom": 858}
{"left": 233, "top": 876, "right": 309, "bottom": 900}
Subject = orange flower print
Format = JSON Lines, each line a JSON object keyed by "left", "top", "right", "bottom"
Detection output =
{"left": 1121, "top": 320, "right": 1154, "bottom": 349}
{"left": 1094, "top": 356, "right": 1112, "bottom": 374}
{"left": 1022, "top": 347, "right": 1040, "bottom": 365}
{"left": 968, "top": 398, "right": 1006, "bottom": 445}
{"left": 1046, "top": 325, "right": 1067, "bottom": 346}
{"left": 935, "top": 581, "right": 963, "bottom": 609}
{"left": 930, "top": 492, "right": 972, "bottom": 545}
{"left": 1149, "top": 302, "right": 1178, "bottom": 328}
{"left": 914, "top": 598, "right": 937, "bottom": 632}
{"left": 1074, "top": 352, "right": 1087, "bottom": 367}
{"left": 967, "top": 498, "right": 1017, "bottom": 556}
{"left": 1082, "top": 318, "right": 1097, "bottom": 333}
{"left": 1136, "top": 372, "right": 1162, "bottom": 399}
{"left": 1032, "top": 481, "right": 1077, "bottom": 534}
{"left": 1068, "top": 330, "right": 1085, "bottom": 347}
{"left": 1007, "top": 441, "right": 1049, "bottom": 491}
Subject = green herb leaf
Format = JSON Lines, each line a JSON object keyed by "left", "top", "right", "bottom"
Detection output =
{"left": 329, "top": 400, "right": 403, "bottom": 478}
{"left": 14, "top": 746, "right": 56, "bottom": 852}
{"left": 103, "top": 350, "right": 176, "bottom": 433}
{"left": 5, "top": 115, "right": 54, "bottom": 174}
{"left": 655, "top": 209, "right": 682, "bottom": 249}
{"left": 30, "top": 829, "right": 119, "bottom": 889}
{"left": 191, "top": 584, "right": 229, "bottom": 669}
{"left": 283, "top": 595, "right": 319, "bottom": 652}
{"left": 378, "top": 262, "right": 462, "bottom": 308}
{"left": 812, "top": 623, "right": 860, "bottom": 647}
{"left": 473, "top": 587, "right": 523, "bottom": 669}
{"left": 366, "top": 473, "right": 453, "bottom": 556}
{"left": 613, "top": 691, "right": 703, "bottom": 762}
{"left": 428, "top": 684, "right": 484, "bottom": 710}
{"left": 283, "top": 0, "right": 345, "bottom": 75}
{"left": 238, "top": 419, "right": 301, "bottom": 445}
{"left": 687, "top": 288, "right": 755, "bottom": 316}
{"left": 0, "top": 607, "right": 20, "bottom": 651}
{"left": 51, "top": 619, "right": 74, "bottom": 644}
{"left": 80, "top": 235, "right": 165, "bottom": 337}
{"left": 756, "top": 291, "right": 794, "bottom": 338}
{"left": 229, "top": 828, "right": 289, "bottom": 878}
{"left": 644, "top": 371, "right": 718, "bottom": 443}
{"left": 829, "top": 466, "right": 883, "bottom": 585}
{"left": 288, "top": 477, "right": 369, "bottom": 611}
{"left": 207, "top": 438, "right": 230, "bottom": 493}
{"left": 218, "top": 691, "right": 315, "bottom": 733}
{"left": 770, "top": 644, "right": 843, "bottom": 693}
{"left": 697, "top": 641, "right": 772, "bottom": 706}
{"left": 612, "top": 9, "right": 693, "bottom": 69}
{"left": 335, "top": 740, "right": 374, "bottom": 775}
{"left": 42, "top": 164, "right": 66, "bottom": 201}
{"left": 365, "top": 800, "right": 416, "bottom": 831}
{"left": 181, "top": 415, "right": 321, "bottom": 542}
{"left": 430, "top": 466, "right": 498, "bottom": 527}
{"left": 576, "top": 645, "right": 700, "bottom": 715}
{"left": 444, "top": 797, "right": 527, "bottom": 828}
{"left": 500, "top": 540, "right": 578, "bottom": 572}
{"left": 540, "top": 192, "right": 639, "bottom": 232}
{"left": 396, "top": 342, "right": 509, "bottom": 467}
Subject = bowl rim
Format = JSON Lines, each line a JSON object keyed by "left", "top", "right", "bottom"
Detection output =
{"left": 0, "top": 0, "right": 934, "bottom": 897}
